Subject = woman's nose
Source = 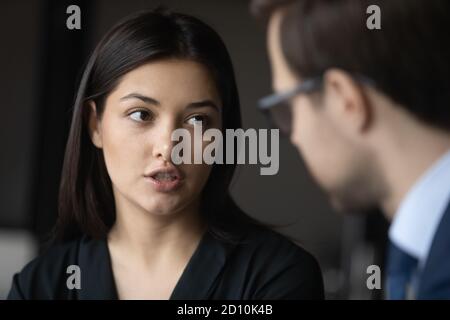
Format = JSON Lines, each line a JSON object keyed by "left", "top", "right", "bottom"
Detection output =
{"left": 151, "top": 121, "right": 177, "bottom": 162}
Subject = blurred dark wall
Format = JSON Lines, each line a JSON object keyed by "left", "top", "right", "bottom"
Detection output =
{"left": 1, "top": 0, "right": 42, "bottom": 228}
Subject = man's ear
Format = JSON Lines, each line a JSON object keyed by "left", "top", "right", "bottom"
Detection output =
{"left": 323, "top": 68, "right": 372, "bottom": 133}
{"left": 87, "top": 101, "right": 103, "bottom": 148}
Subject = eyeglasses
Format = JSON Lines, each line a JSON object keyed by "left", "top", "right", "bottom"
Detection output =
{"left": 257, "top": 77, "right": 323, "bottom": 136}
{"left": 258, "top": 74, "right": 375, "bottom": 137}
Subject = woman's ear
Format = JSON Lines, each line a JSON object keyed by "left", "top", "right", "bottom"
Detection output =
{"left": 87, "top": 101, "right": 103, "bottom": 148}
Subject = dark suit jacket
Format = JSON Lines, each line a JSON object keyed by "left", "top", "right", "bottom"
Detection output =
{"left": 417, "top": 202, "right": 450, "bottom": 299}
{"left": 7, "top": 225, "right": 324, "bottom": 300}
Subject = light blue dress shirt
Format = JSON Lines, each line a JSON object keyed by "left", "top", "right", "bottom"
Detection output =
{"left": 389, "top": 149, "right": 450, "bottom": 270}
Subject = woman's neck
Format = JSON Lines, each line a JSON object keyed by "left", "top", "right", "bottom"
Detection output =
{"left": 107, "top": 198, "right": 206, "bottom": 268}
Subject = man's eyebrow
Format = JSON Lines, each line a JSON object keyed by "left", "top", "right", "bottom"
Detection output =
{"left": 120, "top": 93, "right": 160, "bottom": 105}
{"left": 186, "top": 100, "right": 220, "bottom": 112}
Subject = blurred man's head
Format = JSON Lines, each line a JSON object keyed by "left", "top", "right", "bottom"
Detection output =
{"left": 253, "top": 0, "right": 450, "bottom": 216}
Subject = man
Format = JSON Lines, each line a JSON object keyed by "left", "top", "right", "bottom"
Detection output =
{"left": 251, "top": 0, "right": 450, "bottom": 299}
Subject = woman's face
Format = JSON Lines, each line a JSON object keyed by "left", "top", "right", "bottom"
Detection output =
{"left": 88, "top": 59, "right": 222, "bottom": 217}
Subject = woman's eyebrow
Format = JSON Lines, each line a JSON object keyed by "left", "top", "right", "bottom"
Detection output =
{"left": 120, "top": 93, "right": 160, "bottom": 105}
{"left": 120, "top": 93, "right": 219, "bottom": 112}
{"left": 186, "top": 100, "right": 220, "bottom": 112}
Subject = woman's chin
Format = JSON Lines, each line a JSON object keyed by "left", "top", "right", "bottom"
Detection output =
{"left": 139, "top": 199, "right": 188, "bottom": 217}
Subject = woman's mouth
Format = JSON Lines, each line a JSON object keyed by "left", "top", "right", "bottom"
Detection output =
{"left": 143, "top": 167, "right": 183, "bottom": 192}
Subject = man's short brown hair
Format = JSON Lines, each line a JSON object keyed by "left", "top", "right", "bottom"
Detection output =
{"left": 251, "top": 0, "right": 450, "bottom": 131}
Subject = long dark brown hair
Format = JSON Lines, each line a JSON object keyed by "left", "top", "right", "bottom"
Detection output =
{"left": 53, "top": 8, "right": 261, "bottom": 243}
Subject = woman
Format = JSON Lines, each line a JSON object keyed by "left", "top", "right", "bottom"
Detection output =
{"left": 8, "top": 8, "right": 324, "bottom": 300}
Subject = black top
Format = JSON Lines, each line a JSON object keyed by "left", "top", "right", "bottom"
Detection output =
{"left": 7, "top": 226, "right": 324, "bottom": 300}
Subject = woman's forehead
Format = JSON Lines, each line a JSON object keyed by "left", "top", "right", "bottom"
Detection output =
{"left": 111, "top": 59, "right": 221, "bottom": 102}
{"left": 100, "top": 62, "right": 222, "bottom": 117}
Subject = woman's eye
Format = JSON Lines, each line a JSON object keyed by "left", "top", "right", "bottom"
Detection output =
{"left": 187, "top": 115, "right": 208, "bottom": 126}
{"left": 129, "top": 110, "right": 152, "bottom": 122}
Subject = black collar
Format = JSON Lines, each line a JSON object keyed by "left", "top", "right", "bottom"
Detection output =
{"left": 76, "top": 231, "right": 229, "bottom": 300}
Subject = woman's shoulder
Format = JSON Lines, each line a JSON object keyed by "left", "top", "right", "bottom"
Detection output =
{"left": 227, "top": 224, "right": 325, "bottom": 299}
{"left": 238, "top": 224, "right": 318, "bottom": 262}
{"left": 7, "top": 236, "right": 87, "bottom": 299}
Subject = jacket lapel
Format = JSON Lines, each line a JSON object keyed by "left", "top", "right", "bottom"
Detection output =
{"left": 417, "top": 202, "right": 450, "bottom": 299}
{"left": 77, "top": 235, "right": 118, "bottom": 300}
{"left": 169, "top": 231, "right": 229, "bottom": 300}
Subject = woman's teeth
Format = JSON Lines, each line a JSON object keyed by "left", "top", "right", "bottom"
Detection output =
{"left": 153, "top": 172, "right": 176, "bottom": 181}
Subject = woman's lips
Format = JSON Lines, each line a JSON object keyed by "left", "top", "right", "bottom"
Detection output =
{"left": 143, "top": 166, "right": 184, "bottom": 192}
{"left": 144, "top": 175, "right": 183, "bottom": 192}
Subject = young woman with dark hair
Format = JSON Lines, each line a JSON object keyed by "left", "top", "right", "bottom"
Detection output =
{"left": 8, "top": 8, "right": 323, "bottom": 300}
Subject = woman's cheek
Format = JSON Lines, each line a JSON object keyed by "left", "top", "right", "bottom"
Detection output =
{"left": 184, "top": 163, "right": 212, "bottom": 193}
{"left": 102, "top": 127, "right": 141, "bottom": 185}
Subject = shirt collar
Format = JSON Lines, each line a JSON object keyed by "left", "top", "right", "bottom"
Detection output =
{"left": 389, "top": 149, "right": 450, "bottom": 266}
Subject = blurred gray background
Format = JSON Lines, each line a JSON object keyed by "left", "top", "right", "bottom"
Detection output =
{"left": 0, "top": 0, "right": 388, "bottom": 299}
